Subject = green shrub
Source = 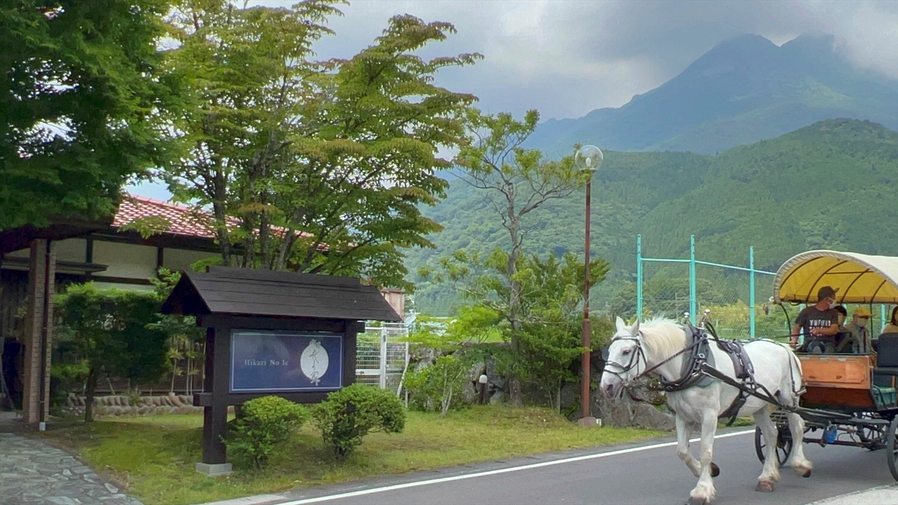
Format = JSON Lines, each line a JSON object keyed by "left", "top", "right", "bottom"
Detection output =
{"left": 224, "top": 396, "right": 308, "bottom": 469}
{"left": 404, "top": 354, "right": 471, "bottom": 415}
{"left": 312, "top": 384, "right": 406, "bottom": 457}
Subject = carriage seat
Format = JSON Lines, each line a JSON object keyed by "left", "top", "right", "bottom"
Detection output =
{"left": 873, "top": 333, "right": 898, "bottom": 388}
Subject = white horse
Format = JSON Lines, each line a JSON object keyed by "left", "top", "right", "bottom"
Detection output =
{"left": 600, "top": 317, "right": 812, "bottom": 505}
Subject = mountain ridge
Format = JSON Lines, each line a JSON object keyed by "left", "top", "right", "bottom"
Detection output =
{"left": 526, "top": 33, "right": 898, "bottom": 156}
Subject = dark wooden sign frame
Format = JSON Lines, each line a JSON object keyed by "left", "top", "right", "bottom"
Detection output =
{"left": 162, "top": 267, "right": 400, "bottom": 472}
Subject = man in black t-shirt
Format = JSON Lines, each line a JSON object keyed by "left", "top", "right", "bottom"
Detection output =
{"left": 790, "top": 286, "right": 841, "bottom": 351}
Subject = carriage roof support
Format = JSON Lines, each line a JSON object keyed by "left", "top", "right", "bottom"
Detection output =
{"left": 774, "top": 251, "right": 898, "bottom": 305}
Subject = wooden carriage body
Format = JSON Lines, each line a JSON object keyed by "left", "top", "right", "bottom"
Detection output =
{"left": 773, "top": 250, "right": 898, "bottom": 413}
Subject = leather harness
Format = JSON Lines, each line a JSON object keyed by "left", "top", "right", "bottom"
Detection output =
{"left": 657, "top": 325, "right": 758, "bottom": 426}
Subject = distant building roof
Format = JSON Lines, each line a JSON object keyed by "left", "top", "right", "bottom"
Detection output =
{"left": 114, "top": 195, "right": 220, "bottom": 238}
{"left": 115, "top": 195, "right": 315, "bottom": 243}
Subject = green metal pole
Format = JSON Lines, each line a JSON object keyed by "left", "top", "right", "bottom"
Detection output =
{"left": 637, "top": 235, "right": 643, "bottom": 320}
{"left": 749, "top": 246, "right": 756, "bottom": 339}
{"left": 689, "top": 235, "right": 697, "bottom": 325}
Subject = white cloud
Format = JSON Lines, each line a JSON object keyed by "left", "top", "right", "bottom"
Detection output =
{"left": 252, "top": 0, "right": 897, "bottom": 121}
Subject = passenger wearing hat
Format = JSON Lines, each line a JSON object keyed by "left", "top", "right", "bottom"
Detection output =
{"left": 790, "top": 286, "right": 841, "bottom": 352}
{"left": 838, "top": 307, "right": 874, "bottom": 354}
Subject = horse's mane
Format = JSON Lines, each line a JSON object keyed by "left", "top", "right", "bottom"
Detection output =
{"left": 639, "top": 317, "right": 688, "bottom": 359}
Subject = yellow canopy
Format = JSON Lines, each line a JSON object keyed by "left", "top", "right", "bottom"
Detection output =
{"left": 774, "top": 250, "right": 898, "bottom": 304}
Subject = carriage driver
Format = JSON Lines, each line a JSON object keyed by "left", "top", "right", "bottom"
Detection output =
{"left": 790, "top": 286, "right": 841, "bottom": 352}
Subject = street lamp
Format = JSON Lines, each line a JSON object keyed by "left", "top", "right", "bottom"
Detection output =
{"left": 574, "top": 144, "right": 603, "bottom": 425}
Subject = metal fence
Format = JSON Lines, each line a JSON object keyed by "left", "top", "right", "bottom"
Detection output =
{"left": 635, "top": 235, "right": 895, "bottom": 340}
{"left": 355, "top": 322, "right": 409, "bottom": 392}
{"left": 636, "top": 235, "right": 776, "bottom": 339}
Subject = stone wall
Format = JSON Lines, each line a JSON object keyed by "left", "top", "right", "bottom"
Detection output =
{"left": 62, "top": 392, "right": 205, "bottom": 417}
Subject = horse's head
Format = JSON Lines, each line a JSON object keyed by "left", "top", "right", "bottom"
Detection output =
{"left": 600, "top": 316, "right": 644, "bottom": 398}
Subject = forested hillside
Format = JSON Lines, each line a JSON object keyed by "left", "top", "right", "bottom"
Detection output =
{"left": 406, "top": 119, "right": 898, "bottom": 315}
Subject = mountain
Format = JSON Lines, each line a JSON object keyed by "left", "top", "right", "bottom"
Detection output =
{"left": 405, "top": 119, "right": 898, "bottom": 315}
{"left": 527, "top": 34, "right": 898, "bottom": 156}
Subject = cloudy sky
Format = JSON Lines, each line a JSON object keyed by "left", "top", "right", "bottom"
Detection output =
{"left": 286, "top": 0, "right": 898, "bottom": 120}
{"left": 130, "top": 0, "right": 898, "bottom": 199}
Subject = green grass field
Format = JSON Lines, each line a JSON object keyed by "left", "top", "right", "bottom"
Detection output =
{"left": 39, "top": 406, "right": 663, "bottom": 505}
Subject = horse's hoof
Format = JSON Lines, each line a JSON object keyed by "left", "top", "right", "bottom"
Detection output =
{"left": 801, "top": 469, "right": 812, "bottom": 478}
{"left": 710, "top": 462, "right": 720, "bottom": 478}
{"left": 756, "top": 480, "right": 775, "bottom": 493}
{"left": 685, "top": 497, "right": 707, "bottom": 505}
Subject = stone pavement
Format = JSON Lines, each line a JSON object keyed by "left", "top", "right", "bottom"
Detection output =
{"left": 0, "top": 432, "right": 144, "bottom": 505}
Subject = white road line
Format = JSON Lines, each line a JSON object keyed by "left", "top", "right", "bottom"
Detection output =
{"left": 273, "top": 429, "right": 755, "bottom": 505}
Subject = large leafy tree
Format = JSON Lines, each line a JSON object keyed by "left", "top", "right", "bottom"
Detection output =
{"left": 452, "top": 110, "right": 587, "bottom": 404}
{"left": 0, "top": 0, "right": 175, "bottom": 230}
{"left": 427, "top": 250, "right": 610, "bottom": 409}
{"left": 160, "top": 0, "right": 480, "bottom": 288}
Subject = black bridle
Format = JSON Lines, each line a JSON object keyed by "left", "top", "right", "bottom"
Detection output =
{"left": 602, "top": 331, "right": 705, "bottom": 388}
{"left": 602, "top": 334, "right": 646, "bottom": 383}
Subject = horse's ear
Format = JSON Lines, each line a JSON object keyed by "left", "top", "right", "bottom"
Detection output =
{"left": 631, "top": 318, "right": 640, "bottom": 336}
{"left": 615, "top": 316, "right": 626, "bottom": 333}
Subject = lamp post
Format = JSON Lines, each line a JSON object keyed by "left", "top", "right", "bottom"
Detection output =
{"left": 574, "top": 145, "right": 603, "bottom": 425}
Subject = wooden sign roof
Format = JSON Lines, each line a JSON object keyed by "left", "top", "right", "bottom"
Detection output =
{"left": 161, "top": 266, "right": 402, "bottom": 322}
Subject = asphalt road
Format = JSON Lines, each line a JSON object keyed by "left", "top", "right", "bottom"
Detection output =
{"left": 209, "top": 429, "right": 896, "bottom": 505}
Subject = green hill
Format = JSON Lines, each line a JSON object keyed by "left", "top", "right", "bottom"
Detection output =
{"left": 405, "top": 119, "right": 898, "bottom": 315}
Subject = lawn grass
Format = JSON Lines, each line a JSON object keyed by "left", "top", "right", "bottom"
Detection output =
{"left": 38, "top": 405, "right": 663, "bottom": 505}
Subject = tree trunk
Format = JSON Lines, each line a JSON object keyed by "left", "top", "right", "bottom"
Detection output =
{"left": 507, "top": 208, "right": 524, "bottom": 407}
{"left": 555, "top": 382, "right": 562, "bottom": 412}
{"left": 84, "top": 367, "right": 98, "bottom": 423}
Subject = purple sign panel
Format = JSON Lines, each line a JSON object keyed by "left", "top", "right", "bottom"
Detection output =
{"left": 230, "top": 330, "right": 343, "bottom": 392}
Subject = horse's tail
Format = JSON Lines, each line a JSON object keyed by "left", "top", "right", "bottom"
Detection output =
{"left": 785, "top": 345, "right": 805, "bottom": 401}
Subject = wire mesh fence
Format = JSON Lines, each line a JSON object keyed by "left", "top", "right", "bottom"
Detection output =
{"left": 355, "top": 323, "right": 409, "bottom": 392}
{"left": 636, "top": 235, "right": 777, "bottom": 339}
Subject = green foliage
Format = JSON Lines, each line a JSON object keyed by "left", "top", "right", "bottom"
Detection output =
{"left": 150, "top": 268, "right": 205, "bottom": 392}
{"left": 408, "top": 119, "right": 898, "bottom": 316}
{"left": 312, "top": 384, "right": 406, "bottom": 457}
{"left": 224, "top": 396, "right": 309, "bottom": 470}
{"left": 425, "top": 251, "right": 611, "bottom": 409}
{"left": 404, "top": 354, "right": 472, "bottom": 415}
{"left": 160, "top": 1, "right": 481, "bottom": 287}
{"left": 54, "top": 283, "right": 168, "bottom": 421}
{"left": 407, "top": 307, "right": 504, "bottom": 350}
{"left": 1, "top": 0, "right": 176, "bottom": 230}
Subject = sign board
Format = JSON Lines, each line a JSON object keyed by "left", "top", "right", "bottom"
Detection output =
{"left": 230, "top": 330, "right": 343, "bottom": 392}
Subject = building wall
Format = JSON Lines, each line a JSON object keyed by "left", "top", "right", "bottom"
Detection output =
{"left": 380, "top": 290, "right": 405, "bottom": 319}
{"left": 92, "top": 241, "right": 158, "bottom": 280}
{"left": 163, "top": 248, "right": 218, "bottom": 273}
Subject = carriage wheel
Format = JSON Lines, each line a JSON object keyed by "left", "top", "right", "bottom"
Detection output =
{"left": 755, "top": 426, "right": 793, "bottom": 466}
{"left": 887, "top": 416, "right": 898, "bottom": 482}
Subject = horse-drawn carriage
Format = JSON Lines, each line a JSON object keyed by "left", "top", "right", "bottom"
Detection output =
{"left": 755, "top": 250, "right": 898, "bottom": 480}
{"left": 600, "top": 249, "right": 898, "bottom": 504}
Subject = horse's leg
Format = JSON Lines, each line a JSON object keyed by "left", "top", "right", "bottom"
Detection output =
{"left": 785, "top": 410, "right": 813, "bottom": 477}
{"left": 676, "top": 414, "right": 701, "bottom": 477}
{"left": 686, "top": 411, "right": 718, "bottom": 505}
{"left": 753, "top": 408, "right": 780, "bottom": 491}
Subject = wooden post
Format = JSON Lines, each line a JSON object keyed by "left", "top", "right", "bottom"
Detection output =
{"left": 22, "top": 239, "right": 55, "bottom": 427}
{"left": 343, "top": 321, "right": 361, "bottom": 388}
{"left": 198, "top": 325, "right": 231, "bottom": 473}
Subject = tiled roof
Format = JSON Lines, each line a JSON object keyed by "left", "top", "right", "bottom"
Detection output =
{"left": 113, "top": 195, "right": 220, "bottom": 238}
{"left": 113, "top": 195, "right": 316, "bottom": 243}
